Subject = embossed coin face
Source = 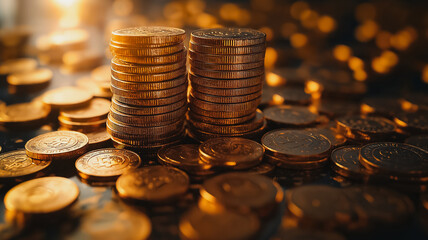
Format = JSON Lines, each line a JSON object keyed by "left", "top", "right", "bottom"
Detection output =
{"left": 191, "top": 28, "right": 266, "bottom": 46}
{"left": 0, "top": 100, "right": 50, "bottom": 125}
{"left": 264, "top": 105, "right": 318, "bottom": 126}
{"left": 359, "top": 142, "right": 428, "bottom": 176}
{"left": 25, "top": 131, "right": 88, "bottom": 160}
{"left": 42, "top": 86, "right": 93, "bottom": 109}
{"left": 336, "top": 115, "right": 396, "bottom": 134}
{"left": 309, "top": 128, "right": 346, "bottom": 148}
{"left": 0, "top": 150, "right": 50, "bottom": 179}
{"left": 331, "top": 146, "right": 367, "bottom": 178}
{"left": 116, "top": 166, "right": 189, "bottom": 202}
{"left": 200, "top": 172, "right": 281, "bottom": 212}
{"left": 4, "top": 176, "right": 79, "bottom": 213}
{"left": 75, "top": 148, "right": 140, "bottom": 179}
{"left": 199, "top": 137, "right": 264, "bottom": 169}
{"left": 261, "top": 129, "right": 331, "bottom": 158}
{"left": 112, "top": 26, "right": 185, "bottom": 45}
{"left": 179, "top": 206, "right": 260, "bottom": 240}
{"left": 60, "top": 98, "right": 110, "bottom": 122}
{"left": 157, "top": 144, "right": 212, "bottom": 172}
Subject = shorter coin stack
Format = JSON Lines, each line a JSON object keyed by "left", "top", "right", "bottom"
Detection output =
{"left": 107, "top": 27, "right": 187, "bottom": 153}
{"left": 187, "top": 28, "right": 267, "bottom": 142}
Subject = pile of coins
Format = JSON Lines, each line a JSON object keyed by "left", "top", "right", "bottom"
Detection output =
{"left": 107, "top": 27, "right": 187, "bottom": 153}
{"left": 186, "top": 28, "right": 267, "bottom": 142}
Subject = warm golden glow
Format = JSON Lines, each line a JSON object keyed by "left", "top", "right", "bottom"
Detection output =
{"left": 290, "top": 1, "right": 310, "bottom": 19}
{"left": 54, "top": 0, "right": 78, "bottom": 8}
{"left": 272, "top": 94, "right": 285, "bottom": 105}
{"left": 423, "top": 64, "right": 428, "bottom": 84}
{"left": 376, "top": 31, "right": 392, "bottom": 49}
{"left": 290, "top": 33, "right": 307, "bottom": 48}
{"left": 348, "top": 57, "right": 364, "bottom": 71}
{"left": 353, "top": 69, "right": 367, "bottom": 81}
{"left": 251, "top": 0, "right": 274, "bottom": 12}
{"left": 333, "top": 45, "right": 352, "bottom": 62}
{"left": 300, "top": 9, "right": 319, "bottom": 29}
{"left": 280, "top": 22, "right": 297, "bottom": 39}
{"left": 361, "top": 103, "right": 375, "bottom": 114}
{"left": 305, "top": 80, "right": 321, "bottom": 94}
{"left": 355, "top": 3, "right": 376, "bottom": 22}
{"left": 400, "top": 100, "right": 418, "bottom": 112}
{"left": 390, "top": 29, "right": 414, "bottom": 51}
{"left": 317, "top": 15, "right": 336, "bottom": 33}
{"left": 264, "top": 47, "right": 278, "bottom": 69}
{"left": 164, "top": 2, "right": 185, "bottom": 21}
{"left": 266, "top": 72, "right": 284, "bottom": 86}
{"left": 186, "top": 0, "right": 205, "bottom": 15}
{"left": 355, "top": 20, "right": 379, "bottom": 42}
{"left": 196, "top": 13, "right": 217, "bottom": 28}
{"left": 381, "top": 51, "right": 398, "bottom": 66}
{"left": 219, "top": 3, "right": 240, "bottom": 21}
{"left": 259, "top": 27, "right": 274, "bottom": 42}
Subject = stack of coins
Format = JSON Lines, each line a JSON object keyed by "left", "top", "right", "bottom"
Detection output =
{"left": 187, "top": 28, "right": 267, "bottom": 142}
{"left": 107, "top": 27, "right": 187, "bottom": 153}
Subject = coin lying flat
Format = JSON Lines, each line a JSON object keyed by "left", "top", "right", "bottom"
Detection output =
{"left": 331, "top": 146, "right": 370, "bottom": 179}
{"left": 116, "top": 166, "right": 189, "bottom": 202}
{"left": 42, "top": 86, "right": 93, "bottom": 109}
{"left": 265, "top": 154, "right": 329, "bottom": 170}
{"left": 4, "top": 176, "right": 79, "bottom": 214}
{"left": 59, "top": 98, "right": 110, "bottom": 122}
{"left": 264, "top": 105, "right": 318, "bottom": 126}
{"left": 359, "top": 142, "right": 428, "bottom": 177}
{"left": 0, "top": 150, "right": 50, "bottom": 179}
{"left": 111, "top": 26, "right": 185, "bottom": 45}
{"left": 0, "top": 100, "right": 50, "bottom": 127}
{"left": 0, "top": 58, "right": 37, "bottom": 75}
{"left": 179, "top": 206, "right": 260, "bottom": 240}
{"left": 7, "top": 68, "right": 52, "bottom": 86}
{"left": 309, "top": 128, "right": 346, "bottom": 148}
{"left": 75, "top": 148, "right": 140, "bottom": 180}
{"left": 25, "top": 131, "right": 88, "bottom": 161}
{"left": 336, "top": 115, "right": 396, "bottom": 141}
{"left": 190, "top": 28, "right": 266, "bottom": 46}
{"left": 198, "top": 137, "right": 264, "bottom": 169}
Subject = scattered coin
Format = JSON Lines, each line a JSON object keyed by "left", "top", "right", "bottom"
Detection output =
{"left": 0, "top": 100, "right": 50, "bottom": 128}
{"left": 59, "top": 98, "right": 111, "bottom": 122}
{"left": 0, "top": 58, "right": 37, "bottom": 75}
{"left": 0, "top": 149, "right": 50, "bottom": 179}
{"left": 42, "top": 86, "right": 93, "bottom": 109}
{"left": 7, "top": 68, "right": 52, "bottom": 87}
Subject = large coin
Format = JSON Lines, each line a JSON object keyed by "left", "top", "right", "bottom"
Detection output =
{"left": 0, "top": 150, "right": 50, "bottom": 179}
{"left": 336, "top": 115, "right": 397, "bottom": 141}
{"left": 264, "top": 105, "right": 318, "bottom": 126}
{"left": 394, "top": 111, "right": 428, "bottom": 133}
{"left": 42, "top": 86, "right": 93, "bottom": 109}
{"left": 7, "top": 68, "right": 52, "bottom": 86}
{"left": 405, "top": 134, "right": 428, "bottom": 151}
{"left": 59, "top": 98, "right": 110, "bottom": 122}
{"left": 190, "top": 28, "right": 266, "bottom": 46}
{"left": 111, "top": 26, "right": 185, "bottom": 45}
{"left": 0, "top": 100, "right": 50, "bottom": 127}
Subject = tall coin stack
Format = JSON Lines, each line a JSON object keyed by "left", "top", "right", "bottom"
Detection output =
{"left": 107, "top": 27, "right": 187, "bottom": 154}
{"left": 187, "top": 28, "right": 267, "bottom": 142}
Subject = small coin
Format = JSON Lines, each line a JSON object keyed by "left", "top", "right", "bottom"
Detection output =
{"left": 190, "top": 59, "right": 264, "bottom": 71}
{"left": 113, "top": 91, "right": 187, "bottom": 106}
{"left": 190, "top": 66, "right": 264, "bottom": 79}
{"left": 111, "top": 57, "right": 185, "bottom": 74}
{"left": 199, "top": 137, "right": 264, "bottom": 169}
{"left": 111, "top": 97, "right": 186, "bottom": 116}
{"left": 110, "top": 82, "right": 187, "bottom": 99}
{"left": 7, "top": 68, "right": 52, "bottom": 86}
{"left": 75, "top": 148, "right": 140, "bottom": 180}
{"left": 25, "top": 131, "right": 88, "bottom": 161}
{"left": 0, "top": 58, "right": 37, "bottom": 75}
{"left": 394, "top": 111, "right": 428, "bottom": 133}
{"left": 4, "top": 176, "right": 79, "bottom": 214}
{"left": 42, "top": 86, "right": 93, "bottom": 109}
{"left": 190, "top": 88, "right": 262, "bottom": 104}
{"left": 110, "top": 42, "right": 184, "bottom": 56}
{"left": 190, "top": 81, "right": 262, "bottom": 96}
{"left": 111, "top": 26, "right": 185, "bottom": 45}
{"left": 85, "top": 130, "right": 111, "bottom": 150}
{"left": 187, "top": 110, "right": 256, "bottom": 125}
{"left": 331, "top": 146, "right": 369, "bottom": 179}
{"left": 336, "top": 115, "right": 397, "bottom": 141}
{"left": 0, "top": 100, "right": 50, "bottom": 127}
{"left": 264, "top": 105, "right": 318, "bottom": 126}
{"left": 359, "top": 142, "right": 428, "bottom": 177}
{"left": 157, "top": 144, "right": 213, "bottom": 175}
{"left": 179, "top": 206, "right": 260, "bottom": 240}
{"left": 190, "top": 42, "right": 266, "bottom": 55}
{"left": 115, "top": 49, "right": 186, "bottom": 65}
{"left": 200, "top": 172, "right": 282, "bottom": 216}
{"left": 110, "top": 74, "right": 186, "bottom": 90}
{"left": 59, "top": 98, "right": 110, "bottom": 122}
{"left": 190, "top": 28, "right": 266, "bottom": 46}
{"left": 91, "top": 65, "right": 110, "bottom": 82}
{"left": 111, "top": 67, "right": 186, "bottom": 83}
{"left": 189, "top": 95, "right": 261, "bottom": 112}
{"left": 0, "top": 150, "right": 51, "bottom": 179}
{"left": 189, "top": 50, "right": 264, "bottom": 64}
{"left": 261, "top": 129, "right": 331, "bottom": 159}
{"left": 405, "top": 134, "right": 428, "bottom": 151}
{"left": 116, "top": 166, "right": 189, "bottom": 202}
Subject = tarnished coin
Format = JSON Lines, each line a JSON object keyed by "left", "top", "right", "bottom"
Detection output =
{"left": 200, "top": 172, "right": 283, "bottom": 217}
{"left": 264, "top": 105, "right": 318, "bottom": 126}
{"left": 7, "top": 68, "right": 52, "bottom": 86}
{"left": 331, "top": 146, "right": 370, "bottom": 179}
{"left": 42, "top": 86, "right": 93, "bottom": 109}
{"left": 111, "top": 67, "right": 186, "bottom": 83}
{"left": 359, "top": 142, "right": 428, "bottom": 177}
{"left": 0, "top": 150, "right": 50, "bottom": 179}
{"left": 179, "top": 206, "right": 260, "bottom": 240}
{"left": 110, "top": 74, "right": 187, "bottom": 90}
{"left": 190, "top": 42, "right": 266, "bottom": 55}
{"left": 336, "top": 115, "right": 397, "bottom": 141}
{"left": 116, "top": 49, "right": 186, "bottom": 65}
{"left": 25, "top": 131, "right": 88, "bottom": 161}
{"left": 59, "top": 98, "right": 110, "bottom": 122}
{"left": 190, "top": 66, "right": 264, "bottom": 79}
{"left": 199, "top": 137, "right": 264, "bottom": 169}
{"left": 4, "top": 177, "right": 79, "bottom": 214}
{"left": 190, "top": 59, "right": 264, "bottom": 71}
{"left": 0, "top": 58, "right": 37, "bottom": 75}
{"left": 191, "top": 28, "right": 266, "bottom": 46}
{"left": 110, "top": 42, "right": 183, "bottom": 56}
{"left": 75, "top": 148, "right": 140, "bottom": 180}
{"left": 111, "top": 26, "right": 185, "bottom": 45}
{"left": 0, "top": 100, "right": 50, "bottom": 127}
{"left": 111, "top": 57, "right": 185, "bottom": 74}
{"left": 262, "top": 129, "right": 331, "bottom": 159}
{"left": 116, "top": 166, "right": 189, "bottom": 202}
{"left": 394, "top": 111, "right": 428, "bottom": 133}
{"left": 157, "top": 144, "right": 213, "bottom": 175}
{"left": 189, "top": 50, "right": 265, "bottom": 64}
{"left": 405, "top": 134, "right": 428, "bottom": 151}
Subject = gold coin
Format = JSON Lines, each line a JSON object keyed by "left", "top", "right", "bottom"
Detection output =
{"left": 246, "top": 161, "right": 275, "bottom": 175}
{"left": 0, "top": 150, "right": 50, "bottom": 179}
{"left": 109, "top": 104, "right": 186, "bottom": 126}
{"left": 110, "top": 74, "right": 186, "bottom": 90}
{"left": 336, "top": 115, "right": 397, "bottom": 141}
{"left": 76, "top": 77, "right": 112, "bottom": 98}
{"left": 309, "top": 128, "right": 347, "bottom": 148}
{"left": 190, "top": 88, "right": 261, "bottom": 104}
{"left": 189, "top": 104, "right": 257, "bottom": 118}
{"left": 199, "top": 137, "right": 264, "bottom": 169}
{"left": 261, "top": 129, "right": 331, "bottom": 159}
{"left": 189, "top": 95, "right": 261, "bottom": 112}
{"left": 110, "top": 128, "right": 184, "bottom": 147}
{"left": 190, "top": 42, "right": 266, "bottom": 55}
{"left": 25, "top": 131, "right": 88, "bottom": 161}
{"left": 110, "top": 82, "right": 187, "bottom": 99}
{"left": 7, "top": 68, "right": 52, "bottom": 86}
{"left": 190, "top": 66, "right": 264, "bottom": 79}
{"left": 4, "top": 176, "right": 79, "bottom": 214}
{"left": 107, "top": 116, "right": 184, "bottom": 135}
{"left": 111, "top": 26, "right": 185, "bottom": 45}
{"left": 200, "top": 172, "right": 283, "bottom": 217}
{"left": 394, "top": 111, "right": 428, "bottom": 133}
{"left": 0, "top": 58, "right": 37, "bottom": 75}
{"left": 179, "top": 206, "right": 260, "bottom": 240}
{"left": 59, "top": 98, "right": 110, "bottom": 122}
{"left": 264, "top": 105, "right": 318, "bottom": 126}
{"left": 110, "top": 42, "right": 184, "bottom": 56}
{"left": 0, "top": 100, "right": 50, "bottom": 127}
{"left": 190, "top": 28, "right": 266, "bottom": 46}
{"left": 111, "top": 67, "right": 185, "bottom": 83}
{"left": 187, "top": 110, "right": 256, "bottom": 126}
{"left": 189, "top": 50, "right": 264, "bottom": 64}
{"left": 42, "top": 86, "right": 93, "bottom": 109}
{"left": 75, "top": 148, "right": 141, "bottom": 180}
{"left": 113, "top": 90, "right": 187, "bottom": 106}
{"left": 116, "top": 166, "right": 189, "bottom": 202}
{"left": 265, "top": 154, "right": 329, "bottom": 170}
{"left": 111, "top": 57, "right": 185, "bottom": 74}
{"left": 157, "top": 144, "right": 213, "bottom": 175}
{"left": 190, "top": 59, "right": 264, "bottom": 71}
{"left": 85, "top": 130, "right": 111, "bottom": 150}
{"left": 58, "top": 117, "right": 106, "bottom": 133}
{"left": 330, "top": 146, "right": 370, "bottom": 179}
{"left": 115, "top": 49, "right": 186, "bottom": 64}
{"left": 111, "top": 97, "right": 186, "bottom": 116}
{"left": 190, "top": 81, "right": 262, "bottom": 96}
